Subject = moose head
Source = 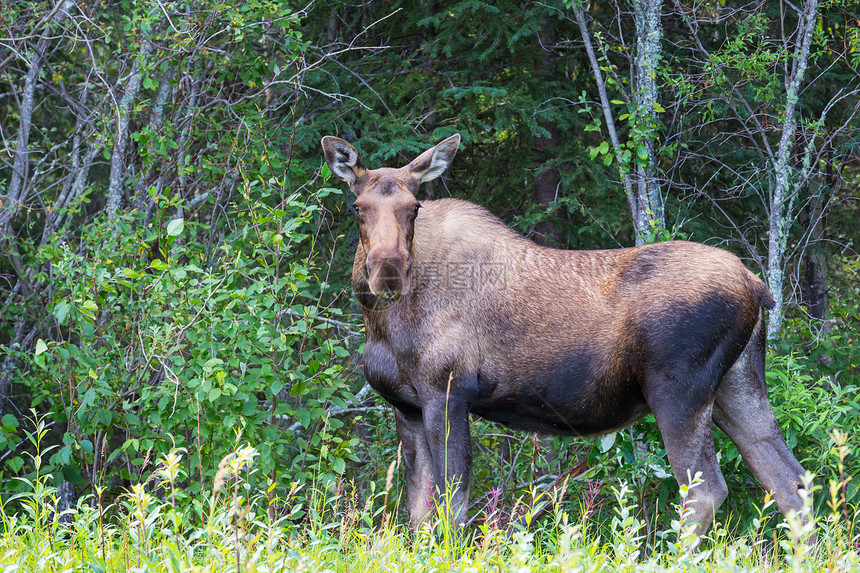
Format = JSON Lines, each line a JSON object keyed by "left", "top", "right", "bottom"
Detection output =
{"left": 321, "top": 134, "right": 461, "bottom": 300}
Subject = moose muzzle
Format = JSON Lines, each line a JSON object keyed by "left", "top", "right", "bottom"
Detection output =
{"left": 366, "top": 251, "right": 412, "bottom": 300}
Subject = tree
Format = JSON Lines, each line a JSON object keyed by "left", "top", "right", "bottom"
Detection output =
{"left": 664, "top": 0, "right": 859, "bottom": 340}
{"left": 571, "top": 0, "right": 666, "bottom": 246}
{"left": 0, "top": 0, "right": 76, "bottom": 250}
{"left": 765, "top": 0, "right": 820, "bottom": 339}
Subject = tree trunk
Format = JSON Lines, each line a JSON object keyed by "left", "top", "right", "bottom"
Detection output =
{"left": 533, "top": 160, "right": 562, "bottom": 244}
{"left": 574, "top": 1, "right": 665, "bottom": 245}
{"left": 56, "top": 480, "right": 77, "bottom": 525}
{"left": 0, "top": 0, "right": 76, "bottom": 250}
{"left": 43, "top": 81, "right": 96, "bottom": 242}
{"left": 106, "top": 43, "right": 153, "bottom": 220}
{"left": 632, "top": 0, "right": 664, "bottom": 236}
{"left": 803, "top": 162, "right": 833, "bottom": 335}
{"left": 134, "top": 63, "right": 176, "bottom": 207}
{"left": 171, "top": 69, "right": 203, "bottom": 258}
{"left": 532, "top": 22, "right": 562, "bottom": 246}
{"left": 766, "top": 0, "right": 819, "bottom": 340}
{"left": 573, "top": 3, "right": 639, "bottom": 243}
{"left": 0, "top": 318, "right": 35, "bottom": 416}
{"left": 803, "top": 211, "right": 829, "bottom": 330}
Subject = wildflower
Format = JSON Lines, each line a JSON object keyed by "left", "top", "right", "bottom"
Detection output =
{"left": 214, "top": 445, "right": 258, "bottom": 494}
{"left": 128, "top": 483, "right": 153, "bottom": 523}
{"left": 159, "top": 448, "right": 184, "bottom": 485}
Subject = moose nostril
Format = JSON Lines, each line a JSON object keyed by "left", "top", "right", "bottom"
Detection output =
{"left": 384, "top": 291, "right": 396, "bottom": 299}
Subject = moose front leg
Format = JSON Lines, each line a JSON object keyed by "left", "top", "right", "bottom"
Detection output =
{"left": 421, "top": 394, "right": 473, "bottom": 527}
{"left": 394, "top": 407, "right": 435, "bottom": 530}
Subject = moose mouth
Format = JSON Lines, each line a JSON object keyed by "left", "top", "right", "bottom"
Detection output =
{"left": 366, "top": 260, "right": 411, "bottom": 301}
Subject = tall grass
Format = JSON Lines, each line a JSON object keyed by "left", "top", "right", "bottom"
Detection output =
{"left": 1, "top": 428, "right": 858, "bottom": 573}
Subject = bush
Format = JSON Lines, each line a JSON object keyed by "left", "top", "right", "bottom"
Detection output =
{"left": 1, "top": 174, "right": 363, "bottom": 506}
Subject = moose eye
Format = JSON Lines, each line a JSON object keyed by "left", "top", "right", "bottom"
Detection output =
{"left": 352, "top": 204, "right": 363, "bottom": 217}
{"left": 413, "top": 203, "right": 421, "bottom": 217}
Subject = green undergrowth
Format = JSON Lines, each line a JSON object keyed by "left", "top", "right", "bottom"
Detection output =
{"left": 1, "top": 417, "right": 858, "bottom": 572}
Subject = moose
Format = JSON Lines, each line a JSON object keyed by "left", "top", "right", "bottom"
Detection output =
{"left": 321, "top": 133, "right": 809, "bottom": 539}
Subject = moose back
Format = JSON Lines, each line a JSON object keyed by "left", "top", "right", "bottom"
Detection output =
{"left": 321, "top": 134, "right": 808, "bottom": 537}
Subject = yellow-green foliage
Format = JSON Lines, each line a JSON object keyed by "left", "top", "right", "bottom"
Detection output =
{"left": 2, "top": 437, "right": 858, "bottom": 573}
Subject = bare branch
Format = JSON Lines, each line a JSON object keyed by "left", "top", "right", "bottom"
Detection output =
{"left": 572, "top": 2, "right": 638, "bottom": 236}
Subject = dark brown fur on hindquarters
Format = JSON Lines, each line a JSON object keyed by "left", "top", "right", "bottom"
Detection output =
{"left": 321, "top": 134, "right": 810, "bottom": 541}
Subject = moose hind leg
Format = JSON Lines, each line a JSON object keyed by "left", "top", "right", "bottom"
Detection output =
{"left": 646, "top": 376, "right": 728, "bottom": 539}
{"left": 712, "top": 340, "right": 807, "bottom": 521}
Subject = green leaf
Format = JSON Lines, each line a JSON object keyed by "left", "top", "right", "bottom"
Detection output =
{"left": 271, "top": 379, "right": 284, "bottom": 396}
{"left": 599, "top": 432, "right": 617, "bottom": 453}
{"left": 6, "top": 457, "right": 23, "bottom": 473}
{"left": 150, "top": 259, "right": 169, "bottom": 272}
{"left": 57, "top": 445, "right": 72, "bottom": 466}
{"left": 166, "top": 218, "right": 185, "bottom": 237}
{"left": 54, "top": 302, "right": 71, "bottom": 324}
{"left": 87, "top": 557, "right": 108, "bottom": 573}
{"left": 81, "top": 300, "right": 99, "bottom": 319}
{"left": 333, "top": 345, "right": 350, "bottom": 358}
{"left": 35, "top": 339, "right": 48, "bottom": 356}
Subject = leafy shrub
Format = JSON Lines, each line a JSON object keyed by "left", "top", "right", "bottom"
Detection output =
{"left": 2, "top": 174, "right": 362, "bottom": 505}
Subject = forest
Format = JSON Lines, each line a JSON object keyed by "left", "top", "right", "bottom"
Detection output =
{"left": 0, "top": 0, "right": 859, "bottom": 570}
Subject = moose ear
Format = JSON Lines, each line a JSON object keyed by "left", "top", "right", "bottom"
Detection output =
{"left": 407, "top": 134, "right": 460, "bottom": 184}
{"left": 321, "top": 136, "right": 365, "bottom": 185}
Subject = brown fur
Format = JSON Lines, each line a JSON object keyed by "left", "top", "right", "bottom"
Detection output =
{"left": 322, "top": 134, "right": 809, "bottom": 541}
